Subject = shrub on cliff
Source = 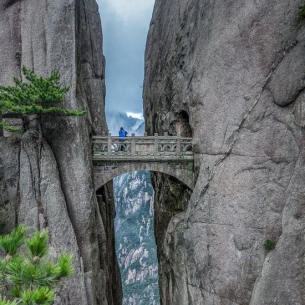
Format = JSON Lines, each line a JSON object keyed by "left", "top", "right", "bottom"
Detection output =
{"left": 0, "top": 225, "right": 73, "bottom": 305}
{"left": 0, "top": 66, "right": 85, "bottom": 132}
{"left": 263, "top": 239, "right": 276, "bottom": 251}
{"left": 299, "top": 4, "right": 305, "bottom": 18}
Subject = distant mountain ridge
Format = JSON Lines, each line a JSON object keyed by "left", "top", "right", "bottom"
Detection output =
{"left": 114, "top": 171, "right": 160, "bottom": 305}
{"left": 106, "top": 111, "right": 145, "bottom": 135}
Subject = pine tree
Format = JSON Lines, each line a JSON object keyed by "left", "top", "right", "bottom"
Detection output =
{"left": 0, "top": 225, "right": 73, "bottom": 305}
{"left": 0, "top": 66, "right": 85, "bottom": 132}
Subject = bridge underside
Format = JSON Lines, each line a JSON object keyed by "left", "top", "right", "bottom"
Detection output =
{"left": 93, "top": 161, "right": 195, "bottom": 191}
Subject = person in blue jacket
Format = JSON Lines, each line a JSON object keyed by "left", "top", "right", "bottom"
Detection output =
{"left": 119, "top": 127, "right": 128, "bottom": 151}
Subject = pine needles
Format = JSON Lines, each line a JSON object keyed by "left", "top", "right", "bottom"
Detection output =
{"left": 25, "top": 229, "right": 48, "bottom": 258}
{"left": 0, "top": 225, "right": 74, "bottom": 305}
{"left": 0, "top": 225, "right": 27, "bottom": 256}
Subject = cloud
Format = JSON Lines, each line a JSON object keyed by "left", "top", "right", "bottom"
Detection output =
{"left": 97, "top": 0, "right": 155, "bottom": 114}
{"left": 126, "top": 112, "right": 144, "bottom": 120}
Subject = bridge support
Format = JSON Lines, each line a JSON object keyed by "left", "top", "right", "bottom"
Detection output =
{"left": 94, "top": 160, "right": 194, "bottom": 191}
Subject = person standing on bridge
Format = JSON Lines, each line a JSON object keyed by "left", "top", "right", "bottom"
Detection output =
{"left": 119, "top": 127, "right": 128, "bottom": 151}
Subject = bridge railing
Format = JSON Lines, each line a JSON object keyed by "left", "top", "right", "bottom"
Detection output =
{"left": 93, "top": 132, "right": 193, "bottom": 160}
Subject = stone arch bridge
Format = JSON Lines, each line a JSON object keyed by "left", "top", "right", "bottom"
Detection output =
{"left": 93, "top": 133, "right": 194, "bottom": 190}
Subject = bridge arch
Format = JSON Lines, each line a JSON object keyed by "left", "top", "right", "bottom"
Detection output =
{"left": 93, "top": 133, "right": 194, "bottom": 191}
{"left": 94, "top": 161, "right": 194, "bottom": 191}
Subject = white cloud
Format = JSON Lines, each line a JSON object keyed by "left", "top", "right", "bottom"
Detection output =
{"left": 126, "top": 112, "right": 143, "bottom": 120}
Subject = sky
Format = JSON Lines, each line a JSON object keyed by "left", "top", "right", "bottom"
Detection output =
{"left": 97, "top": 0, "right": 155, "bottom": 117}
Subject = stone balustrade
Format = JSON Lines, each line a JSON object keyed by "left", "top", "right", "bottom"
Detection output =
{"left": 93, "top": 132, "right": 193, "bottom": 161}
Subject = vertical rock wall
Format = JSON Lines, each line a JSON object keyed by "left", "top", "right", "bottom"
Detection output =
{"left": 0, "top": 0, "right": 121, "bottom": 304}
{"left": 144, "top": 0, "right": 305, "bottom": 304}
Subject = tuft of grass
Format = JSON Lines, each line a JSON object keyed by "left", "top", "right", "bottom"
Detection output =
{"left": 263, "top": 239, "right": 276, "bottom": 251}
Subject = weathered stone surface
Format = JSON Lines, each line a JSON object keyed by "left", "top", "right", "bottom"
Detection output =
{"left": 94, "top": 161, "right": 195, "bottom": 190}
{"left": 97, "top": 183, "right": 123, "bottom": 305}
{"left": 0, "top": 0, "right": 121, "bottom": 304}
{"left": 267, "top": 41, "right": 305, "bottom": 107}
{"left": 18, "top": 130, "right": 88, "bottom": 303}
{"left": 0, "top": 137, "right": 19, "bottom": 234}
{"left": 144, "top": 0, "right": 305, "bottom": 304}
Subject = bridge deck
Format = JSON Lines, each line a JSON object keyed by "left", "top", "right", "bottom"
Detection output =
{"left": 93, "top": 133, "right": 193, "bottom": 162}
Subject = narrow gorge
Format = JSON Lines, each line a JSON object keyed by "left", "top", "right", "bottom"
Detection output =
{"left": 0, "top": 0, "right": 305, "bottom": 305}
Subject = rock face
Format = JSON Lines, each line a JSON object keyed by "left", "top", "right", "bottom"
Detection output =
{"left": 0, "top": 0, "right": 121, "bottom": 304}
{"left": 143, "top": 1, "right": 305, "bottom": 304}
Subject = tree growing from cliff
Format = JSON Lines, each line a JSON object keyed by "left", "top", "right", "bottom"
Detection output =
{"left": 0, "top": 225, "right": 73, "bottom": 305}
{"left": 0, "top": 66, "right": 85, "bottom": 132}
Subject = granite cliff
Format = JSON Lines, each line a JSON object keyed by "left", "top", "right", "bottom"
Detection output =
{"left": 1, "top": 0, "right": 305, "bottom": 304}
{"left": 0, "top": 0, "right": 121, "bottom": 304}
{"left": 143, "top": 0, "right": 305, "bottom": 304}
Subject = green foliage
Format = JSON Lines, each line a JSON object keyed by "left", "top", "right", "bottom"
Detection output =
{"left": 299, "top": 4, "right": 305, "bottom": 18}
{"left": 0, "top": 66, "right": 86, "bottom": 132}
{"left": 0, "top": 225, "right": 27, "bottom": 255}
{"left": 56, "top": 254, "right": 74, "bottom": 278}
{"left": 0, "top": 121, "right": 22, "bottom": 133}
{"left": 0, "top": 297, "right": 18, "bottom": 305}
{"left": 0, "top": 225, "right": 74, "bottom": 305}
{"left": 25, "top": 229, "right": 48, "bottom": 258}
{"left": 18, "top": 287, "right": 54, "bottom": 305}
{"left": 263, "top": 239, "right": 276, "bottom": 251}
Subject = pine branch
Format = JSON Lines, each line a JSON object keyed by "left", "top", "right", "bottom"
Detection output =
{"left": 0, "top": 121, "right": 22, "bottom": 133}
{"left": 25, "top": 229, "right": 48, "bottom": 258}
{"left": 0, "top": 226, "right": 74, "bottom": 303}
{"left": 0, "top": 67, "right": 85, "bottom": 132}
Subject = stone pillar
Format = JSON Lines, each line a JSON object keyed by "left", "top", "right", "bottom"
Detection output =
{"left": 176, "top": 135, "right": 181, "bottom": 154}
{"left": 154, "top": 133, "right": 158, "bottom": 156}
{"left": 108, "top": 133, "right": 111, "bottom": 155}
{"left": 131, "top": 133, "right": 136, "bottom": 155}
